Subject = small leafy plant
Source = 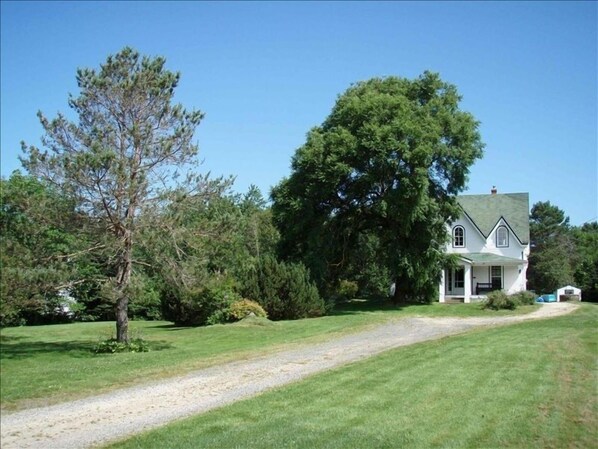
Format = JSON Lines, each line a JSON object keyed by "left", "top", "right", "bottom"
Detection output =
{"left": 93, "top": 332, "right": 149, "bottom": 354}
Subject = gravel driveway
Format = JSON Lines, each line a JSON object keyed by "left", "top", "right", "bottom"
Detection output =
{"left": 0, "top": 302, "right": 578, "bottom": 449}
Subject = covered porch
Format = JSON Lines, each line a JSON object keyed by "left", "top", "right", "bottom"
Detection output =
{"left": 439, "top": 253, "right": 527, "bottom": 303}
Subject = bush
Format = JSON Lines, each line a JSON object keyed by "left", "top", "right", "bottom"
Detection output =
{"left": 485, "top": 290, "right": 537, "bottom": 310}
{"left": 205, "top": 308, "right": 230, "bottom": 325}
{"left": 484, "top": 291, "right": 517, "bottom": 310}
{"left": 207, "top": 299, "right": 268, "bottom": 325}
{"left": 511, "top": 290, "right": 537, "bottom": 306}
{"left": 162, "top": 278, "right": 241, "bottom": 326}
{"left": 335, "top": 280, "right": 359, "bottom": 302}
{"left": 242, "top": 256, "right": 326, "bottom": 320}
{"left": 229, "top": 299, "right": 267, "bottom": 320}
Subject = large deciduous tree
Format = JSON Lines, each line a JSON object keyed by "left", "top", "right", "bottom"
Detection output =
{"left": 272, "top": 72, "right": 484, "bottom": 302}
{"left": 21, "top": 48, "right": 205, "bottom": 342}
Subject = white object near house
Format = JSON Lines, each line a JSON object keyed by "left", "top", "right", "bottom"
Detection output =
{"left": 439, "top": 188, "right": 530, "bottom": 303}
{"left": 555, "top": 285, "right": 581, "bottom": 301}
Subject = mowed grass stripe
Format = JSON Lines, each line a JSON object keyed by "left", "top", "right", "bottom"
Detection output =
{"left": 0, "top": 302, "right": 537, "bottom": 409}
{"left": 107, "top": 304, "right": 597, "bottom": 449}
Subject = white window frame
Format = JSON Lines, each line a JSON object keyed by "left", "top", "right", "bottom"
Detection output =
{"left": 453, "top": 226, "right": 465, "bottom": 248}
{"left": 496, "top": 226, "right": 509, "bottom": 247}
{"left": 490, "top": 266, "right": 503, "bottom": 290}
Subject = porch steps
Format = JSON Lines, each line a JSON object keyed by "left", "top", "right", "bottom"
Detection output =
{"left": 443, "top": 298, "right": 465, "bottom": 304}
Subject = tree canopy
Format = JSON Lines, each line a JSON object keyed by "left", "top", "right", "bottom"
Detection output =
{"left": 572, "top": 222, "right": 598, "bottom": 300}
{"left": 0, "top": 172, "right": 89, "bottom": 324}
{"left": 272, "top": 72, "right": 484, "bottom": 302}
{"left": 527, "top": 201, "right": 574, "bottom": 293}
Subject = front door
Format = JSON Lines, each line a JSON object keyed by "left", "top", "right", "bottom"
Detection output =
{"left": 453, "top": 267, "right": 465, "bottom": 295}
{"left": 446, "top": 267, "right": 465, "bottom": 295}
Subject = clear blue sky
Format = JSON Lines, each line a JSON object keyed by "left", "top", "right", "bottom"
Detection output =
{"left": 2, "top": 1, "right": 596, "bottom": 225}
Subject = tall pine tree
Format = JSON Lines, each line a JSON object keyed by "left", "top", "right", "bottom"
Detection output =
{"left": 21, "top": 48, "right": 206, "bottom": 342}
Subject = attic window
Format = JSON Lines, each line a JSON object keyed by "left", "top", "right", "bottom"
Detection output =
{"left": 453, "top": 226, "right": 465, "bottom": 247}
{"left": 496, "top": 226, "right": 509, "bottom": 247}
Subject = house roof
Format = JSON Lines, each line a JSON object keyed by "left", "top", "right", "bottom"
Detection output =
{"left": 460, "top": 252, "right": 526, "bottom": 266}
{"left": 457, "top": 193, "right": 530, "bottom": 244}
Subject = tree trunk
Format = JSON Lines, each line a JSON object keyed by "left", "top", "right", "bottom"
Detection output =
{"left": 115, "top": 232, "right": 133, "bottom": 343}
{"left": 116, "top": 295, "right": 129, "bottom": 343}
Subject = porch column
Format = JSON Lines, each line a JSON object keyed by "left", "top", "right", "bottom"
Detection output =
{"left": 439, "top": 269, "right": 445, "bottom": 303}
{"left": 464, "top": 263, "right": 472, "bottom": 303}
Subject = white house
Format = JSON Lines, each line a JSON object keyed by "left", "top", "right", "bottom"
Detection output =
{"left": 439, "top": 189, "right": 530, "bottom": 303}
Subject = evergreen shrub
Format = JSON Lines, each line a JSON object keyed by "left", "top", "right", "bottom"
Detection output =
{"left": 242, "top": 256, "right": 325, "bottom": 320}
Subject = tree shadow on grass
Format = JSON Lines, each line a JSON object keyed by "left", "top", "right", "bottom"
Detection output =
{"left": 145, "top": 323, "right": 194, "bottom": 331}
{"left": 330, "top": 297, "right": 431, "bottom": 316}
{"left": 1, "top": 339, "right": 173, "bottom": 360}
{"left": 0, "top": 334, "right": 25, "bottom": 343}
{"left": 1, "top": 340, "right": 98, "bottom": 360}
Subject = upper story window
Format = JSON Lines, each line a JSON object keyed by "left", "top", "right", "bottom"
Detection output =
{"left": 453, "top": 226, "right": 465, "bottom": 247}
{"left": 496, "top": 226, "right": 509, "bottom": 247}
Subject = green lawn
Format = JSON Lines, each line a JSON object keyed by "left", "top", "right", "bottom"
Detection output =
{"left": 1, "top": 300, "right": 537, "bottom": 410}
{"left": 107, "top": 304, "right": 597, "bottom": 449}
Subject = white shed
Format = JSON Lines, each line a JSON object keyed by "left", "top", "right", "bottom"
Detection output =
{"left": 555, "top": 285, "right": 582, "bottom": 301}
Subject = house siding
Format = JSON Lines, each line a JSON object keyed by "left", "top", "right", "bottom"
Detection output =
{"left": 505, "top": 266, "right": 526, "bottom": 294}
{"left": 448, "top": 216, "right": 486, "bottom": 253}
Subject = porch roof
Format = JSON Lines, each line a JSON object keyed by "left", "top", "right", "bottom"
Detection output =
{"left": 459, "top": 252, "right": 526, "bottom": 266}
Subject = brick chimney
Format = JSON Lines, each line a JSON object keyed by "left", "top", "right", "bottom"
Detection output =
{"left": 491, "top": 186, "right": 497, "bottom": 195}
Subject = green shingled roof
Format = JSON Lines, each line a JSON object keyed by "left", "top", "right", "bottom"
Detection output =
{"left": 457, "top": 193, "right": 530, "bottom": 244}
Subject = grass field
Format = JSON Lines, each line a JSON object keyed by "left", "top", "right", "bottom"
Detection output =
{"left": 107, "top": 304, "right": 597, "bottom": 449}
{"left": 0, "top": 300, "right": 537, "bottom": 410}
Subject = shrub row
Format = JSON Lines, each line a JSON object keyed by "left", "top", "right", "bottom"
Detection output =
{"left": 161, "top": 279, "right": 241, "bottom": 326}
{"left": 484, "top": 290, "right": 537, "bottom": 310}
{"left": 161, "top": 256, "right": 324, "bottom": 326}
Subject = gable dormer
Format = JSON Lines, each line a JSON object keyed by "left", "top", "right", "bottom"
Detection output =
{"left": 457, "top": 192, "right": 530, "bottom": 246}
